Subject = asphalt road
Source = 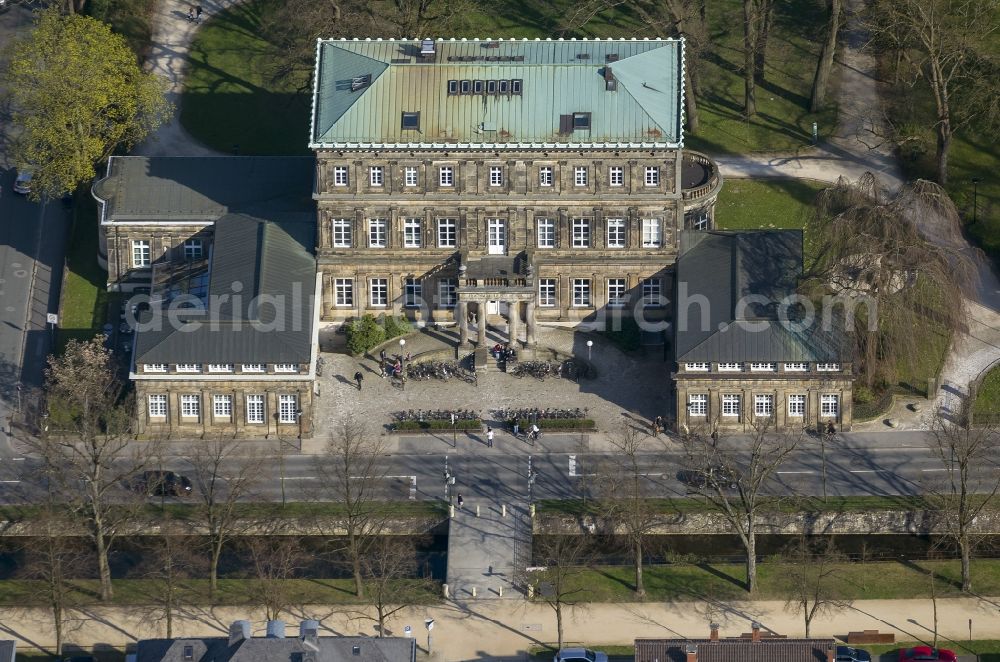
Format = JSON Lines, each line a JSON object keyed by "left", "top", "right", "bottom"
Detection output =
{"left": 0, "top": 439, "right": 995, "bottom": 505}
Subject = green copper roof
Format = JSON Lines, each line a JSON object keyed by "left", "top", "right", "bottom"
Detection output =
{"left": 310, "top": 38, "right": 685, "bottom": 149}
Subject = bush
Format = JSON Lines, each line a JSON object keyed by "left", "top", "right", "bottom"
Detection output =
{"left": 394, "top": 419, "right": 482, "bottom": 432}
{"left": 345, "top": 315, "right": 385, "bottom": 355}
{"left": 853, "top": 385, "right": 875, "bottom": 404}
{"left": 517, "top": 418, "right": 596, "bottom": 431}
{"left": 380, "top": 314, "right": 412, "bottom": 340}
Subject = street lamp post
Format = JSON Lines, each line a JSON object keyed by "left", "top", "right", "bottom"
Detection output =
{"left": 425, "top": 619, "right": 434, "bottom": 654}
{"left": 972, "top": 177, "right": 981, "bottom": 225}
{"left": 586, "top": 339, "right": 593, "bottom": 361}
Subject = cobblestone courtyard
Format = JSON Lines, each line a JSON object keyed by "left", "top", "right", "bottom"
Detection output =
{"left": 315, "top": 326, "right": 669, "bottom": 444}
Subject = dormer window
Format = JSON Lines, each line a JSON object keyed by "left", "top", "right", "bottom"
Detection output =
{"left": 511, "top": 79, "right": 522, "bottom": 95}
{"left": 460, "top": 80, "right": 471, "bottom": 94}
{"left": 573, "top": 112, "right": 591, "bottom": 130}
{"left": 473, "top": 80, "right": 484, "bottom": 95}
{"left": 447, "top": 80, "right": 458, "bottom": 95}
{"left": 487, "top": 80, "right": 498, "bottom": 95}
{"left": 401, "top": 112, "right": 420, "bottom": 131}
{"left": 499, "top": 80, "right": 510, "bottom": 95}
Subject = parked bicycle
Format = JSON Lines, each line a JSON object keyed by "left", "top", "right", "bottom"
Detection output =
{"left": 393, "top": 408, "right": 479, "bottom": 423}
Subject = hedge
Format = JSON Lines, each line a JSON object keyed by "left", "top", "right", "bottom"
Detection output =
{"left": 517, "top": 418, "right": 596, "bottom": 431}
{"left": 393, "top": 419, "right": 482, "bottom": 432}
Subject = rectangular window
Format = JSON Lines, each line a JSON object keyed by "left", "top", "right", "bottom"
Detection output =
{"left": 607, "top": 278, "right": 627, "bottom": 307}
{"left": 511, "top": 79, "right": 522, "bottom": 94}
{"left": 369, "top": 166, "right": 383, "bottom": 186}
{"left": 246, "top": 395, "right": 264, "bottom": 424}
{"left": 368, "top": 218, "right": 387, "bottom": 248}
{"left": 370, "top": 278, "right": 388, "bottom": 307}
{"left": 722, "top": 394, "right": 741, "bottom": 417}
{"left": 539, "top": 166, "right": 553, "bottom": 187}
{"left": 278, "top": 394, "right": 298, "bottom": 424}
{"left": 784, "top": 363, "right": 808, "bottom": 372}
{"left": 609, "top": 166, "right": 624, "bottom": 187}
{"left": 817, "top": 363, "right": 841, "bottom": 371}
{"left": 462, "top": 80, "right": 472, "bottom": 94}
{"left": 176, "top": 364, "right": 201, "bottom": 373}
{"left": 641, "top": 278, "right": 661, "bottom": 307}
{"left": 213, "top": 394, "right": 233, "bottom": 418}
{"left": 537, "top": 218, "right": 555, "bottom": 248}
{"left": 572, "top": 278, "right": 591, "bottom": 307}
{"left": 334, "top": 278, "right": 354, "bottom": 306}
{"left": 132, "top": 240, "right": 151, "bottom": 268}
{"left": 400, "top": 111, "right": 420, "bottom": 130}
{"left": 404, "top": 278, "right": 421, "bottom": 308}
{"left": 574, "top": 166, "right": 588, "bottom": 186}
{"left": 333, "top": 166, "right": 349, "bottom": 186}
{"left": 404, "top": 218, "right": 422, "bottom": 248}
{"left": 332, "top": 218, "right": 352, "bottom": 248}
{"left": 821, "top": 394, "right": 840, "bottom": 416}
{"left": 499, "top": 80, "right": 509, "bottom": 95}
{"left": 788, "top": 394, "right": 806, "bottom": 417}
{"left": 274, "top": 364, "right": 298, "bottom": 373}
{"left": 688, "top": 394, "right": 707, "bottom": 416}
{"left": 572, "top": 218, "right": 590, "bottom": 248}
{"left": 692, "top": 209, "right": 711, "bottom": 230}
{"left": 404, "top": 166, "right": 418, "bottom": 187}
{"left": 180, "top": 394, "right": 200, "bottom": 418}
{"left": 754, "top": 394, "right": 774, "bottom": 417}
{"left": 207, "top": 364, "right": 233, "bottom": 373}
{"left": 750, "top": 362, "right": 776, "bottom": 372}
{"left": 438, "top": 278, "right": 457, "bottom": 308}
{"left": 437, "top": 218, "right": 457, "bottom": 248}
{"left": 183, "top": 239, "right": 202, "bottom": 260}
{"left": 644, "top": 166, "right": 660, "bottom": 186}
{"left": 539, "top": 279, "right": 556, "bottom": 307}
{"left": 606, "top": 218, "right": 625, "bottom": 248}
{"left": 685, "top": 362, "right": 710, "bottom": 371}
{"left": 473, "top": 80, "right": 484, "bottom": 95}
{"left": 489, "top": 166, "right": 503, "bottom": 186}
{"left": 439, "top": 166, "right": 454, "bottom": 187}
{"left": 486, "top": 80, "right": 497, "bottom": 95}
{"left": 143, "top": 364, "right": 167, "bottom": 373}
{"left": 718, "top": 362, "right": 742, "bottom": 372}
{"left": 148, "top": 394, "right": 167, "bottom": 417}
{"left": 242, "top": 364, "right": 265, "bottom": 373}
{"left": 572, "top": 112, "right": 591, "bottom": 130}
{"left": 642, "top": 218, "right": 662, "bottom": 248}
{"left": 447, "top": 80, "right": 459, "bottom": 95}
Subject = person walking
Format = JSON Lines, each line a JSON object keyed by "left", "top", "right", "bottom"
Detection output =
{"left": 456, "top": 493, "right": 464, "bottom": 509}
{"left": 486, "top": 427, "right": 494, "bottom": 447}
{"left": 653, "top": 415, "right": 664, "bottom": 436}
{"left": 380, "top": 348, "right": 387, "bottom": 364}
{"left": 195, "top": 4, "right": 202, "bottom": 19}
{"left": 354, "top": 371, "right": 363, "bottom": 390}
{"left": 186, "top": 7, "right": 195, "bottom": 21}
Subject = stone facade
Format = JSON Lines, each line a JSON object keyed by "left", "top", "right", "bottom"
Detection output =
{"left": 102, "top": 224, "right": 211, "bottom": 290}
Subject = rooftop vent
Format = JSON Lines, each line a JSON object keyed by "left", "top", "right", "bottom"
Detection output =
{"left": 604, "top": 66, "right": 617, "bottom": 92}
{"left": 352, "top": 646, "right": 361, "bottom": 656}
{"left": 576, "top": 53, "right": 590, "bottom": 60}
{"left": 420, "top": 39, "right": 435, "bottom": 55}
{"left": 228, "top": 621, "right": 251, "bottom": 648}
{"left": 266, "top": 620, "right": 286, "bottom": 639}
{"left": 606, "top": 53, "right": 619, "bottom": 62}
{"left": 183, "top": 646, "right": 194, "bottom": 661}
{"left": 300, "top": 620, "right": 320, "bottom": 639}
{"left": 350, "top": 74, "right": 371, "bottom": 92}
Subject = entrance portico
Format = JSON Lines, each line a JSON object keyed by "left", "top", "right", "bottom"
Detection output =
{"left": 457, "top": 252, "right": 537, "bottom": 347}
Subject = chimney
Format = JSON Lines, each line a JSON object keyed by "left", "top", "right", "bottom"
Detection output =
{"left": 709, "top": 623, "right": 720, "bottom": 642}
{"left": 827, "top": 645, "right": 835, "bottom": 662}
{"left": 751, "top": 622, "right": 761, "bottom": 642}
{"left": 685, "top": 644, "right": 697, "bottom": 662}
{"left": 266, "top": 621, "right": 286, "bottom": 639}
{"left": 228, "top": 620, "right": 251, "bottom": 648}
{"left": 300, "top": 619, "right": 320, "bottom": 652}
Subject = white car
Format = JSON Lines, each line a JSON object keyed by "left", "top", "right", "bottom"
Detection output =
{"left": 13, "top": 168, "right": 33, "bottom": 195}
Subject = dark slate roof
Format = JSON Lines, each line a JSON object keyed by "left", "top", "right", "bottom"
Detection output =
{"left": 674, "top": 230, "right": 851, "bottom": 363}
{"left": 134, "top": 212, "right": 316, "bottom": 364}
{"left": 635, "top": 638, "right": 835, "bottom": 662}
{"left": 0, "top": 641, "right": 15, "bottom": 662}
{"left": 93, "top": 156, "right": 315, "bottom": 222}
{"left": 136, "top": 636, "right": 415, "bottom": 662}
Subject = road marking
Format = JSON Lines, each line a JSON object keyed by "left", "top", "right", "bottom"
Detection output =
{"left": 849, "top": 470, "right": 881, "bottom": 473}
{"left": 11, "top": 458, "right": 24, "bottom": 461}
{"left": 777, "top": 470, "right": 815, "bottom": 474}
{"left": 282, "top": 476, "right": 318, "bottom": 481}
{"left": 0, "top": 480, "right": 20, "bottom": 484}
{"left": 921, "top": 468, "right": 948, "bottom": 472}
{"left": 643, "top": 472, "right": 664, "bottom": 477}
{"left": 567, "top": 455, "right": 595, "bottom": 477}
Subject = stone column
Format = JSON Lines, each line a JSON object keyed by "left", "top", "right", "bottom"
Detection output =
{"left": 458, "top": 300, "right": 470, "bottom": 345}
{"left": 508, "top": 301, "right": 520, "bottom": 346}
{"left": 478, "top": 306, "right": 488, "bottom": 346}
{"left": 525, "top": 301, "right": 537, "bottom": 345}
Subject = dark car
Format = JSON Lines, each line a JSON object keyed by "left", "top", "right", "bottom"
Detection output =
{"left": 677, "top": 464, "right": 741, "bottom": 490}
{"left": 136, "top": 470, "right": 192, "bottom": 497}
{"left": 899, "top": 647, "right": 957, "bottom": 662}
{"left": 837, "top": 647, "right": 872, "bottom": 662}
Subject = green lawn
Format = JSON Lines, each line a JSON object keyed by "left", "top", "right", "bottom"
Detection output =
{"left": 547, "top": 558, "right": 1000, "bottom": 603}
{"left": 974, "top": 364, "right": 1000, "bottom": 422}
{"left": 713, "top": 178, "right": 827, "bottom": 230}
{"left": 87, "top": 0, "right": 158, "bottom": 60}
{"left": 57, "top": 192, "right": 111, "bottom": 351}
{"left": 181, "top": 0, "right": 832, "bottom": 155}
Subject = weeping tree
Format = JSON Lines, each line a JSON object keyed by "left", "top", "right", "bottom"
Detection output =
{"left": 802, "top": 174, "right": 971, "bottom": 391}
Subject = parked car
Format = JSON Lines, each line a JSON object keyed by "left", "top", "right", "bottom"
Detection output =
{"left": 899, "top": 647, "right": 957, "bottom": 662}
{"left": 13, "top": 168, "right": 33, "bottom": 195}
{"left": 837, "top": 646, "right": 872, "bottom": 662}
{"left": 135, "top": 470, "right": 192, "bottom": 497}
{"left": 554, "top": 649, "right": 608, "bottom": 662}
{"left": 677, "top": 464, "right": 741, "bottom": 490}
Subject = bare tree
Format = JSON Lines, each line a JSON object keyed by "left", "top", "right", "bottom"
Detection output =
{"left": 597, "top": 425, "right": 662, "bottom": 598}
{"left": 681, "top": 419, "right": 799, "bottom": 593}
{"left": 810, "top": 0, "right": 843, "bottom": 112}
{"left": 135, "top": 533, "right": 200, "bottom": 638}
{"left": 188, "top": 437, "right": 262, "bottom": 596}
{"left": 867, "top": 0, "right": 1000, "bottom": 184}
{"left": 356, "top": 536, "right": 433, "bottom": 637}
{"left": 245, "top": 532, "right": 306, "bottom": 621}
{"left": 779, "top": 535, "right": 850, "bottom": 637}
{"left": 25, "top": 337, "right": 153, "bottom": 601}
{"left": 925, "top": 401, "right": 1000, "bottom": 592}
{"left": 802, "top": 175, "right": 971, "bottom": 391}
{"left": 312, "top": 417, "right": 390, "bottom": 598}
{"left": 528, "top": 534, "right": 592, "bottom": 651}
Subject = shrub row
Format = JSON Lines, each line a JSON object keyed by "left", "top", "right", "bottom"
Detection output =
{"left": 344, "top": 314, "right": 412, "bottom": 355}
{"left": 517, "top": 418, "right": 596, "bottom": 431}
{"left": 393, "top": 419, "right": 482, "bottom": 432}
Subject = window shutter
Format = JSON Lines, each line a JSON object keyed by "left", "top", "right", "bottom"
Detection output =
{"left": 559, "top": 114, "right": 573, "bottom": 135}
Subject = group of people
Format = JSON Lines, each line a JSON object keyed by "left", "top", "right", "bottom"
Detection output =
{"left": 186, "top": 5, "right": 203, "bottom": 21}
{"left": 377, "top": 348, "right": 404, "bottom": 379}
{"left": 510, "top": 419, "right": 540, "bottom": 441}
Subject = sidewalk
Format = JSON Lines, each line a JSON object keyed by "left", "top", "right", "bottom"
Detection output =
{"left": 4, "top": 596, "right": 1000, "bottom": 659}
